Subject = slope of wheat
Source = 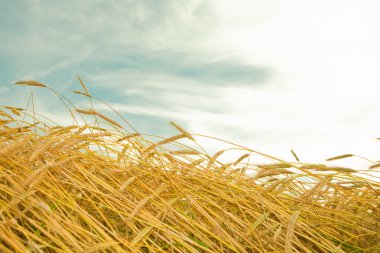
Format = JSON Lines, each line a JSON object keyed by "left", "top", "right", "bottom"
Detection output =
{"left": 0, "top": 80, "right": 379, "bottom": 252}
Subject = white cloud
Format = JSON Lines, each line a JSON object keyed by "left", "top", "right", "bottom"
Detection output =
{"left": 195, "top": 0, "right": 380, "bottom": 166}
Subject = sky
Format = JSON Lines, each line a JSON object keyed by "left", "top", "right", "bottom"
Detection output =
{"left": 0, "top": 0, "right": 379, "bottom": 167}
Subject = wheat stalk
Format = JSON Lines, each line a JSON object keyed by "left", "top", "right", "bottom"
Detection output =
{"left": 14, "top": 80, "right": 46, "bottom": 87}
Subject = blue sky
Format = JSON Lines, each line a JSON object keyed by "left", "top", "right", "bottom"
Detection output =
{"left": 1, "top": 0, "right": 380, "bottom": 166}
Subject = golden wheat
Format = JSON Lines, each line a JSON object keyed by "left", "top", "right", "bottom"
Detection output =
{"left": 0, "top": 80, "right": 379, "bottom": 253}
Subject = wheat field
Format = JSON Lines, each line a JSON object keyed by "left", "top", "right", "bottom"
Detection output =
{"left": 0, "top": 80, "right": 379, "bottom": 252}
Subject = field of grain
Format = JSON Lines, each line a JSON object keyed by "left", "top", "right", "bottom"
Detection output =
{"left": 0, "top": 80, "right": 379, "bottom": 252}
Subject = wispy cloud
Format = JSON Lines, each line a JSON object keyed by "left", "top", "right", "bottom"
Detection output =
{"left": 1, "top": 0, "right": 379, "bottom": 167}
